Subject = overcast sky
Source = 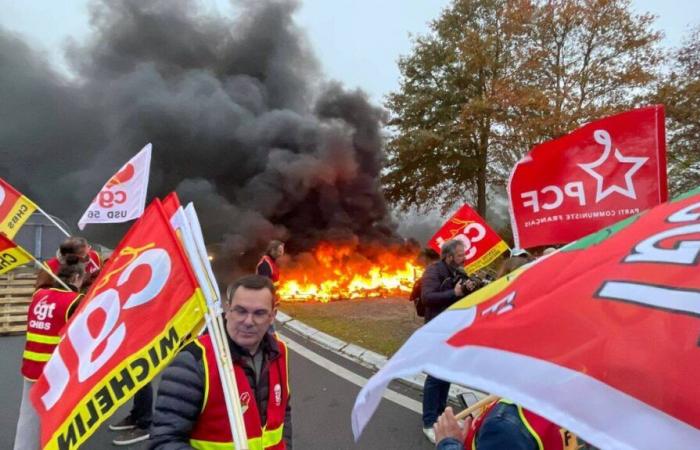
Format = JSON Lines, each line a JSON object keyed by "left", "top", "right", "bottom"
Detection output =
{"left": 1, "top": 0, "right": 697, "bottom": 104}
{"left": 1, "top": 1, "right": 697, "bottom": 242}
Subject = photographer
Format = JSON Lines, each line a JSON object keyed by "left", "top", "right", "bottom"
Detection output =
{"left": 419, "top": 240, "right": 478, "bottom": 443}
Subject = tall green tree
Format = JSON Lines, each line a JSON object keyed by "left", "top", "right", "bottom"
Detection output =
{"left": 654, "top": 25, "right": 700, "bottom": 196}
{"left": 384, "top": 0, "right": 662, "bottom": 216}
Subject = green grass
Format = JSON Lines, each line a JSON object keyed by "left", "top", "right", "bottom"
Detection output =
{"left": 279, "top": 297, "right": 423, "bottom": 356}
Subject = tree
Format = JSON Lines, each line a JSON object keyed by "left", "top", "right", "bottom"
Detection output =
{"left": 384, "top": 0, "right": 662, "bottom": 216}
{"left": 654, "top": 25, "right": 700, "bottom": 196}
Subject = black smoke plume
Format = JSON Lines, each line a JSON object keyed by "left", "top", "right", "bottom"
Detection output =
{"left": 0, "top": 0, "right": 410, "bottom": 278}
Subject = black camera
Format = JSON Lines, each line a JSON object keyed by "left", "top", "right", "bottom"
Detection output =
{"left": 452, "top": 267, "right": 483, "bottom": 290}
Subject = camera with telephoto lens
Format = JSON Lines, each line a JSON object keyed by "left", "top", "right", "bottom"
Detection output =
{"left": 452, "top": 267, "right": 483, "bottom": 291}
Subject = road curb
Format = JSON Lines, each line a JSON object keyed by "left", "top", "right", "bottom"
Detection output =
{"left": 275, "top": 312, "right": 483, "bottom": 403}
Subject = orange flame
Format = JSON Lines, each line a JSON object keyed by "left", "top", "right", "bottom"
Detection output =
{"left": 277, "top": 241, "right": 422, "bottom": 303}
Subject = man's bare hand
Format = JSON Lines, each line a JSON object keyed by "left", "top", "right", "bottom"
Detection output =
{"left": 454, "top": 281, "right": 466, "bottom": 297}
{"left": 434, "top": 406, "right": 471, "bottom": 445}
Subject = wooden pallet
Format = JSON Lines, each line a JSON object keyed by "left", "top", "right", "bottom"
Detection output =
{"left": 0, "top": 270, "right": 36, "bottom": 335}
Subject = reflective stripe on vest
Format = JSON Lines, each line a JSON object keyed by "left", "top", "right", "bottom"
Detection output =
{"left": 23, "top": 331, "right": 61, "bottom": 361}
{"left": 189, "top": 334, "right": 289, "bottom": 449}
{"left": 467, "top": 399, "right": 573, "bottom": 450}
{"left": 26, "top": 331, "right": 61, "bottom": 345}
{"left": 21, "top": 288, "right": 80, "bottom": 380}
{"left": 22, "top": 349, "right": 52, "bottom": 362}
{"left": 190, "top": 423, "right": 284, "bottom": 450}
{"left": 499, "top": 399, "right": 544, "bottom": 450}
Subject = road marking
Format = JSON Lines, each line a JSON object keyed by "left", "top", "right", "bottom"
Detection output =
{"left": 280, "top": 332, "right": 423, "bottom": 415}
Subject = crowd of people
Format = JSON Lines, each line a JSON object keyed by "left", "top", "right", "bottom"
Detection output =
{"left": 15, "top": 234, "right": 573, "bottom": 450}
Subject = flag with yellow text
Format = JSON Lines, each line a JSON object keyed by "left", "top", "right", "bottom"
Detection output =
{"left": 31, "top": 199, "right": 207, "bottom": 450}
{"left": 0, "top": 233, "right": 33, "bottom": 274}
{"left": 0, "top": 178, "right": 38, "bottom": 238}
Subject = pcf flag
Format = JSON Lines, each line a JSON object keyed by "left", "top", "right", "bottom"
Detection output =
{"left": 78, "top": 143, "right": 152, "bottom": 230}
{"left": 32, "top": 199, "right": 207, "bottom": 450}
{"left": 508, "top": 106, "right": 667, "bottom": 249}
{"left": 427, "top": 204, "right": 508, "bottom": 273}
{"left": 0, "top": 178, "right": 38, "bottom": 238}
{"left": 0, "top": 233, "right": 33, "bottom": 274}
{"left": 353, "top": 186, "right": 700, "bottom": 450}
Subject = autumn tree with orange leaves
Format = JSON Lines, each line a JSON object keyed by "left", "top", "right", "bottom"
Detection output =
{"left": 653, "top": 25, "right": 700, "bottom": 196}
{"left": 384, "top": 0, "right": 662, "bottom": 216}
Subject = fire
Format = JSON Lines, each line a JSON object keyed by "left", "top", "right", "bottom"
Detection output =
{"left": 277, "top": 241, "right": 422, "bottom": 302}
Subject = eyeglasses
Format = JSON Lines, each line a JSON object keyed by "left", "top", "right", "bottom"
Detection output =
{"left": 228, "top": 305, "right": 272, "bottom": 324}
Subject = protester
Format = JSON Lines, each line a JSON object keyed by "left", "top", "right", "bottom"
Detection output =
{"left": 14, "top": 257, "right": 85, "bottom": 450}
{"left": 420, "top": 240, "right": 478, "bottom": 443}
{"left": 495, "top": 247, "right": 533, "bottom": 279}
{"left": 409, "top": 248, "right": 440, "bottom": 316}
{"left": 542, "top": 247, "right": 557, "bottom": 256}
{"left": 434, "top": 246, "right": 580, "bottom": 450}
{"left": 35, "top": 236, "right": 102, "bottom": 289}
{"left": 149, "top": 274, "right": 292, "bottom": 449}
{"left": 256, "top": 240, "right": 284, "bottom": 283}
{"left": 109, "top": 384, "right": 154, "bottom": 445}
{"left": 434, "top": 403, "right": 580, "bottom": 450}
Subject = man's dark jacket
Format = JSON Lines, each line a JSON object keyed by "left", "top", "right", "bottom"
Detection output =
{"left": 149, "top": 331, "right": 292, "bottom": 449}
{"left": 420, "top": 260, "right": 460, "bottom": 322}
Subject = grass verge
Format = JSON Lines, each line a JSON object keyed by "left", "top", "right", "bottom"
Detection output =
{"left": 279, "top": 297, "right": 423, "bottom": 356}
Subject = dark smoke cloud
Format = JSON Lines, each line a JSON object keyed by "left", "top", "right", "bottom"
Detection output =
{"left": 0, "top": 0, "right": 405, "bottom": 275}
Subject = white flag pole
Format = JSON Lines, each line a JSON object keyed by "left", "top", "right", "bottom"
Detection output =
{"left": 34, "top": 205, "right": 71, "bottom": 237}
{"left": 169, "top": 205, "right": 248, "bottom": 449}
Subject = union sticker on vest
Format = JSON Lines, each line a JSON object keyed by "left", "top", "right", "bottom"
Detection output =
{"left": 274, "top": 384, "right": 282, "bottom": 406}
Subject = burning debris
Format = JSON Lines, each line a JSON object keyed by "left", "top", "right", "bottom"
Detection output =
{"left": 277, "top": 240, "right": 422, "bottom": 302}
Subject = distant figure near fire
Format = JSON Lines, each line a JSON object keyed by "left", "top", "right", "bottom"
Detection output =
{"left": 256, "top": 240, "right": 284, "bottom": 283}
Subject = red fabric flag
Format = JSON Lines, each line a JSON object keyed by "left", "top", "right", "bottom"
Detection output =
{"left": 353, "top": 187, "right": 700, "bottom": 450}
{"left": 427, "top": 204, "right": 508, "bottom": 273}
{"left": 31, "top": 199, "right": 206, "bottom": 450}
{"left": 508, "top": 106, "right": 667, "bottom": 249}
{"left": 161, "top": 191, "right": 182, "bottom": 217}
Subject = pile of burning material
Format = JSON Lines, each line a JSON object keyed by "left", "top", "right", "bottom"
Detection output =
{"left": 277, "top": 241, "right": 422, "bottom": 302}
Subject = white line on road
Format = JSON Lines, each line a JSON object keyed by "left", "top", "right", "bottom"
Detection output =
{"left": 281, "top": 333, "right": 423, "bottom": 415}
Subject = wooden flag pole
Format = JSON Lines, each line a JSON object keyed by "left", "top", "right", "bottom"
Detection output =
{"left": 455, "top": 394, "right": 499, "bottom": 420}
{"left": 30, "top": 256, "right": 71, "bottom": 291}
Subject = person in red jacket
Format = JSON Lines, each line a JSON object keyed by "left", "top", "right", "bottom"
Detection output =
{"left": 149, "top": 275, "right": 292, "bottom": 449}
{"left": 34, "top": 236, "right": 102, "bottom": 290}
{"left": 256, "top": 240, "right": 284, "bottom": 283}
{"left": 14, "top": 256, "right": 86, "bottom": 450}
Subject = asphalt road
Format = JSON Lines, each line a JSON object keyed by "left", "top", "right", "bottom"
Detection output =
{"left": 1, "top": 328, "right": 435, "bottom": 449}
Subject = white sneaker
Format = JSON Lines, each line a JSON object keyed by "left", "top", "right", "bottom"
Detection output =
{"left": 422, "top": 426, "right": 436, "bottom": 444}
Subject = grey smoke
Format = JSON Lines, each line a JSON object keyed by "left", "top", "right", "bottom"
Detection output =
{"left": 0, "top": 0, "right": 408, "bottom": 275}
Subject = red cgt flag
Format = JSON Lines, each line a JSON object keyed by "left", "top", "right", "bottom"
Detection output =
{"left": 427, "top": 204, "right": 508, "bottom": 273}
{"left": 508, "top": 105, "right": 667, "bottom": 249}
{"left": 31, "top": 199, "right": 207, "bottom": 450}
{"left": 353, "top": 186, "right": 700, "bottom": 450}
